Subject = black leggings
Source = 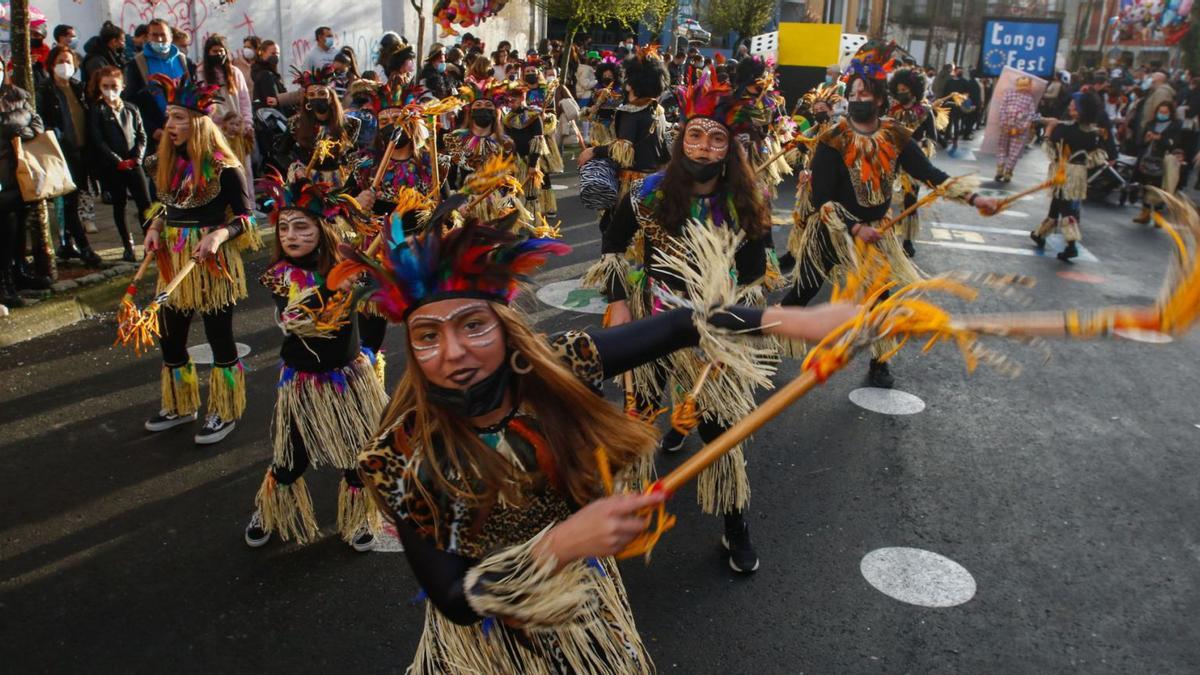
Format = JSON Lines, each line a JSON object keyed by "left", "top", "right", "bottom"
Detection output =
{"left": 270, "top": 424, "right": 362, "bottom": 486}
{"left": 159, "top": 305, "right": 238, "bottom": 367}
{"left": 105, "top": 169, "right": 154, "bottom": 244}
{"left": 781, "top": 225, "right": 840, "bottom": 307}
{"left": 358, "top": 312, "right": 388, "bottom": 354}
{"left": 59, "top": 154, "right": 92, "bottom": 251}
{"left": 0, "top": 194, "right": 26, "bottom": 272}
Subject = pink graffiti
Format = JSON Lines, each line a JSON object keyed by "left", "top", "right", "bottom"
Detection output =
{"left": 119, "top": 0, "right": 211, "bottom": 40}
{"left": 292, "top": 38, "right": 312, "bottom": 64}
{"left": 233, "top": 12, "right": 257, "bottom": 36}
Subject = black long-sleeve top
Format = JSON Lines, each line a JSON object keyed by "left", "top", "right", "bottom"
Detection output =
{"left": 262, "top": 257, "right": 361, "bottom": 373}
{"left": 1049, "top": 122, "right": 1107, "bottom": 164}
{"left": 808, "top": 133, "right": 950, "bottom": 225}
{"left": 592, "top": 102, "right": 669, "bottom": 172}
{"left": 388, "top": 305, "right": 765, "bottom": 625}
{"left": 163, "top": 164, "right": 254, "bottom": 236}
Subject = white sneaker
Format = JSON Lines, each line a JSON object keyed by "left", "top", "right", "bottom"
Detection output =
{"left": 244, "top": 509, "right": 271, "bottom": 547}
{"left": 350, "top": 526, "right": 376, "bottom": 552}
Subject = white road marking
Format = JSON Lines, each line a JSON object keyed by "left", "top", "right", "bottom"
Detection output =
{"left": 848, "top": 387, "right": 926, "bottom": 415}
{"left": 999, "top": 210, "right": 1030, "bottom": 218}
{"left": 861, "top": 547, "right": 977, "bottom": 608}
{"left": 1113, "top": 328, "right": 1174, "bottom": 344}
{"left": 536, "top": 278, "right": 608, "bottom": 314}
{"left": 187, "top": 342, "right": 252, "bottom": 365}
{"left": 915, "top": 237, "right": 1100, "bottom": 262}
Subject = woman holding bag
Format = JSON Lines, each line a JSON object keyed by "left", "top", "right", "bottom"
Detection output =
{"left": 1, "top": 57, "right": 47, "bottom": 307}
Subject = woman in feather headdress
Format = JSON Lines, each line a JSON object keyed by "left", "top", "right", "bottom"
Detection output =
{"left": 441, "top": 78, "right": 520, "bottom": 223}
{"left": 585, "top": 64, "right": 775, "bottom": 574}
{"left": 341, "top": 202, "right": 854, "bottom": 672}
{"left": 275, "top": 65, "right": 362, "bottom": 186}
{"left": 242, "top": 171, "right": 388, "bottom": 551}
{"left": 141, "top": 74, "right": 261, "bottom": 445}
{"left": 503, "top": 57, "right": 557, "bottom": 219}
{"left": 781, "top": 42, "right": 1000, "bottom": 388}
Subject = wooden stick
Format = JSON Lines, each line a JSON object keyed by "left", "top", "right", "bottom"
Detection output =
{"left": 623, "top": 371, "right": 635, "bottom": 412}
{"left": 428, "top": 131, "right": 442, "bottom": 205}
{"left": 877, "top": 186, "right": 946, "bottom": 234}
{"left": 993, "top": 177, "right": 1056, "bottom": 214}
{"left": 371, "top": 137, "right": 399, "bottom": 190}
{"left": 688, "top": 362, "right": 714, "bottom": 399}
{"left": 658, "top": 368, "right": 825, "bottom": 496}
{"left": 156, "top": 259, "right": 197, "bottom": 301}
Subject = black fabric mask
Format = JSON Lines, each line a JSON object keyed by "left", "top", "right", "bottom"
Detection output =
{"left": 848, "top": 100, "right": 877, "bottom": 124}
{"left": 523, "top": 74, "right": 538, "bottom": 84}
{"left": 813, "top": 111, "right": 830, "bottom": 124}
{"left": 31, "top": 38, "right": 44, "bottom": 48}
{"left": 266, "top": 55, "right": 280, "bottom": 68}
{"left": 206, "top": 54, "right": 227, "bottom": 68}
{"left": 426, "top": 358, "right": 513, "bottom": 418}
{"left": 471, "top": 109, "right": 495, "bottom": 127}
{"left": 309, "top": 99, "right": 331, "bottom": 114}
{"left": 680, "top": 156, "right": 724, "bottom": 182}
{"left": 895, "top": 92, "right": 913, "bottom": 105}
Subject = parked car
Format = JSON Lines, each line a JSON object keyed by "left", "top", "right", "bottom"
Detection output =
{"left": 675, "top": 19, "right": 711, "bottom": 44}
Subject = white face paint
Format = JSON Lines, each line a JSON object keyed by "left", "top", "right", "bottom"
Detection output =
{"left": 407, "top": 299, "right": 508, "bottom": 388}
{"left": 278, "top": 210, "right": 321, "bottom": 258}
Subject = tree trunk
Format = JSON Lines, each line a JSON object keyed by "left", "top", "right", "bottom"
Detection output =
{"left": 10, "top": 0, "right": 34, "bottom": 92}
{"left": 411, "top": 0, "right": 426, "bottom": 63}
{"left": 561, "top": 23, "right": 578, "bottom": 88}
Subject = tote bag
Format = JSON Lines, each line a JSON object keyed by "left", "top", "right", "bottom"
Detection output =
{"left": 13, "top": 131, "right": 76, "bottom": 201}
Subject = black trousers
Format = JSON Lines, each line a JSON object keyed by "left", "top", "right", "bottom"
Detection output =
{"left": 780, "top": 225, "right": 840, "bottom": 307}
{"left": 270, "top": 424, "right": 362, "bottom": 487}
{"left": 0, "top": 192, "right": 26, "bottom": 273}
{"left": 58, "top": 152, "right": 92, "bottom": 251}
{"left": 159, "top": 305, "right": 238, "bottom": 368}
{"left": 359, "top": 312, "right": 387, "bottom": 354}
{"left": 104, "top": 167, "right": 154, "bottom": 245}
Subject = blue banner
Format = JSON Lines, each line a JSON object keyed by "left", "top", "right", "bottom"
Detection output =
{"left": 978, "top": 18, "right": 1061, "bottom": 78}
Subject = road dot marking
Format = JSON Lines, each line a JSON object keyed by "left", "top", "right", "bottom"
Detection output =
{"left": 187, "top": 342, "right": 251, "bottom": 365}
{"left": 861, "top": 547, "right": 976, "bottom": 607}
{"left": 849, "top": 387, "right": 925, "bottom": 415}
{"left": 550, "top": 184, "right": 571, "bottom": 191}
{"left": 1056, "top": 270, "right": 1106, "bottom": 284}
{"left": 536, "top": 278, "right": 607, "bottom": 314}
{"left": 1114, "top": 328, "right": 1173, "bottom": 344}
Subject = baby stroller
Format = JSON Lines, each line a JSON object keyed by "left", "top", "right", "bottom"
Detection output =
{"left": 1086, "top": 154, "right": 1137, "bottom": 204}
{"left": 254, "top": 107, "right": 290, "bottom": 176}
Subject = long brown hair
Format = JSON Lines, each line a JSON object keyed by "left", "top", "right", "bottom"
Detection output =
{"left": 295, "top": 85, "right": 346, "bottom": 149}
{"left": 377, "top": 303, "right": 659, "bottom": 508}
{"left": 154, "top": 112, "right": 241, "bottom": 191}
{"left": 270, "top": 209, "right": 341, "bottom": 276}
{"left": 201, "top": 34, "right": 237, "bottom": 93}
{"left": 654, "top": 129, "right": 771, "bottom": 239}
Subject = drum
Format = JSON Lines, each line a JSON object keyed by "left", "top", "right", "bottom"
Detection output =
{"left": 579, "top": 157, "right": 620, "bottom": 211}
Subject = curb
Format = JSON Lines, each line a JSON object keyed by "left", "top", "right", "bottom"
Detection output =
{"left": 0, "top": 227, "right": 277, "bottom": 349}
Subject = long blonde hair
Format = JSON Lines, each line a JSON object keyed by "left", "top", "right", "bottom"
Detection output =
{"left": 155, "top": 110, "right": 241, "bottom": 192}
{"left": 378, "top": 303, "right": 659, "bottom": 509}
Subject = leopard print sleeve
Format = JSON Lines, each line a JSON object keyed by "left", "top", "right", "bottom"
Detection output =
{"left": 358, "top": 416, "right": 445, "bottom": 546}
{"left": 546, "top": 330, "right": 604, "bottom": 391}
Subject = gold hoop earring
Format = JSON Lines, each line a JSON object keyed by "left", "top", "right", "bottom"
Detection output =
{"left": 509, "top": 350, "right": 533, "bottom": 374}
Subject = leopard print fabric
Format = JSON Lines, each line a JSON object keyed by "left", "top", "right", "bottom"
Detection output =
{"left": 546, "top": 330, "right": 603, "bottom": 391}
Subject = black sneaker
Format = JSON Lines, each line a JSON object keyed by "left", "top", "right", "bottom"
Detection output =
{"left": 194, "top": 414, "right": 236, "bottom": 445}
{"left": 902, "top": 239, "right": 915, "bottom": 258}
{"left": 245, "top": 509, "right": 271, "bottom": 548}
{"left": 777, "top": 251, "right": 796, "bottom": 275}
{"left": 1056, "top": 242, "right": 1079, "bottom": 262}
{"left": 658, "top": 428, "right": 687, "bottom": 454}
{"left": 1030, "top": 232, "right": 1046, "bottom": 250}
{"left": 722, "top": 523, "right": 760, "bottom": 573}
{"left": 145, "top": 409, "right": 198, "bottom": 432}
{"left": 868, "top": 359, "right": 895, "bottom": 389}
{"left": 350, "top": 526, "right": 376, "bottom": 552}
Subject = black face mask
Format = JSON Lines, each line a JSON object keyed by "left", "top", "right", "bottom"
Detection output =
{"left": 523, "top": 73, "right": 538, "bottom": 85}
{"left": 266, "top": 55, "right": 280, "bottom": 68}
{"left": 848, "top": 100, "right": 877, "bottom": 124}
{"left": 680, "top": 156, "right": 724, "bottom": 183}
{"left": 309, "top": 99, "right": 331, "bottom": 115}
{"left": 895, "top": 92, "right": 913, "bottom": 105}
{"left": 206, "top": 54, "right": 227, "bottom": 68}
{"left": 31, "top": 38, "right": 44, "bottom": 48}
{"left": 426, "top": 357, "right": 514, "bottom": 418}
{"left": 813, "top": 111, "right": 830, "bottom": 124}
{"left": 471, "top": 109, "right": 495, "bottom": 127}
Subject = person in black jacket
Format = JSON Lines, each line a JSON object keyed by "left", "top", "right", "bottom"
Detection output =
{"left": 1, "top": 57, "right": 48, "bottom": 306}
{"left": 250, "top": 40, "right": 287, "bottom": 111}
{"left": 88, "top": 66, "right": 151, "bottom": 261}
{"left": 1131, "top": 99, "right": 1185, "bottom": 224}
{"left": 82, "top": 22, "right": 126, "bottom": 84}
{"left": 243, "top": 174, "right": 387, "bottom": 551}
{"left": 37, "top": 46, "right": 101, "bottom": 266}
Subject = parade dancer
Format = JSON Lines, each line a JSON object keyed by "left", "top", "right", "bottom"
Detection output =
{"left": 1032, "top": 92, "right": 1113, "bottom": 262}
{"left": 888, "top": 67, "right": 940, "bottom": 257}
{"left": 442, "top": 79, "right": 520, "bottom": 222}
{"left": 141, "top": 75, "right": 260, "bottom": 444}
{"left": 243, "top": 174, "right": 387, "bottom": 551}
{"left": 994, "top": 75, "right": 1039, "bottom": 183}
{"left": 785, "top": 83, "right": 844, "bottom": 274}
{"left": 348, "top": 214, "right": 854, "bottom": 672}
{"left": 503, "top": 61, "right": 554, "bottom": 219}
{"left": 782, "top": 45, "right": 999, "bottom": 388}
{"left": 276, "top": 65, "right": 361, "bottom": 186}
{"left": 583, "top": 56, "right": 622, "bottom": 145}
{"left": 586, "top": 66, "right": 774, "bottom": 573}
{"left": 728, "top": 56, "right": 792, "bottom": 196}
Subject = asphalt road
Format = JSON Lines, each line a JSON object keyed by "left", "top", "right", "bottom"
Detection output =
{"left": 2, "top": 140, "right": 1199, "bottom": 673}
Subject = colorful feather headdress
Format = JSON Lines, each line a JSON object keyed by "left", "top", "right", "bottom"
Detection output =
{"left": 329, "top": 196, "right": 570, "bottom": 321}
{"left": 292, "top": 64, "right": 336, "bottom": 89}
{"left": 844, "top": 40, "right": 901, "bottom": 81}
{"left": 256, "top": 168, "right": 362, "bottom": 225}
{"left": 378, "top": 79, "right": 428, "bottom": 111}
{"left": 677, "top": 64, "right": 733, "bottom": 123}
{"left": 149, "top": 74, "right": 224, "bottom": 114}
{"left": 800, "top": 83, "right": 845, "bottom": 110}
{"left": 457, "top": 78, "right": 513, "bottom": 106}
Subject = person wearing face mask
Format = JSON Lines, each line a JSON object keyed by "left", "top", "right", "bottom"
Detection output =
{"left": 276, "top": 66, "right": 361, "bottom": 187}
{"left": 82, "top": 22, "right": 127, "bottom": 85}
{"left": 442, "top": 79, "right": 521, "bottom": 223}
{"left": 1031, "top": 92, "right": 1110, "bottom": 262}
{"left": 1136, "top": 72, "right": 1175, "bottom": 135}
{"left": 419, "top": 45, "right": 452, "bottom": 99}
{"left": 303, "top": 26, "right": 339, "bottom": 72}
{"left": 124, "top": 19, "right": 189, "bottom": 146}
{"left": 583, "top": 59, "right": 623, "bottom": 145}
{"left": 197, "top": 35, "right": 254, "bottom": 181}
{"left": 782, "top": 45, "right": 1000, "bottom": 388}
{"left": 993, "top": 75, "right": 1040, "bottom": 184}
{"left": 887, "top": 68, "right": 941, "bottom": 257}
{"left": 250, "top": 40, "right": 287, "bottom": 112}
{"left": 36, "top": 46, "right": 101, "bottom": 266}
{"left": 1131, "top": 100, "right": 1184, "bottom": 224}
{"left": 29, "top": 23, "right": 52, "bottom": 87}
{"left": 87, "top": 66, "right": 151, "bottom": 262}
{"left": 503, "top": 60, "right": 556, "bottom": 218}
{"left": 231, "top": 36, "right": 258, "bottom": 86}
{"left": 1, "top": 55, "right": 50, "bottom": 306}
{"left": 242, "top": 173, "right": 387, "bottom": 552}
{"left": 788, "top": 83, "right": 843, "bottom": 277}
{"left": 590, "top": 65, "right": 775, "bottom": 574}
{"left": 141, "top": 74, "right": 260, "bottom": 444}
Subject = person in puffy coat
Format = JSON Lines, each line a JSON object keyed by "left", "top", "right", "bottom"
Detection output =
{"left": 1, "top": 56, "right": 48, "bottom": 307}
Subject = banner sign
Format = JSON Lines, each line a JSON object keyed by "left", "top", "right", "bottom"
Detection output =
{"left": 978, "top": 17, "right": 1061, "bottom": 78}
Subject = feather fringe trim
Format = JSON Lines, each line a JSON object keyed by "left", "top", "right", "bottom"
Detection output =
{"left": 234, "top": 223, "right": 265, "bottom": 253}
{"left": 464, "top": 526, "right": 592, "bottom": 627}
{"left": 608, "top": 139, "right": 635, "bottom": 169}
{"left": 160, "top": 362, "right": 200, "bottom": 416}
{"left": 589, "top": 121, "right": 615, "bottom": 146}
{"left": 529, "top": 135, "right": 550, "bottom": 158}
{"left": 939, "top": 174, "right": 980, "bottom": 203}
{"left": 255, "top": 472, "right": 319, "bottom": 544}
{"left": 790, "top": 203, "right": 923, "bottom": 291}
{"left": 373, "top": 350, "right": 387, "bottom": 385}
{"left": 208, "top": 362, "right": 246, "bottom": 420}
{"left": 272, "top": 354, "right": 388, "bottom": 470}
{"left": 336, "top": 479, "right": 378, "bottom": 543}
{"left": 156, "top": 227, "right": 249, "bottom": 313}
{"left": 1055, "top": 163, "right": 1090, "bottom": 201}
{"left": 697, "top": 443, "right": 750, "bottom": 515}
{"left": 581, "top": 253, "right": 630, "bottom": 298}
{"left": 537, "top": 187, "right": 557, "bottom": 216}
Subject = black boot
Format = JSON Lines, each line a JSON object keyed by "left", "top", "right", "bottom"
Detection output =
{"left": 868, "top": 358, "right": 895, "bottom": 388}
{"left": 1030, "top": 231, "right": 1046, "bottom": 250}
{"left": 122, "top": 240, "right": 137, "bottom": 263}
{"left": 722, "top": 512, "right": 759, "bottom": 573}
{"left": 56, "top": 243, "right": 81, "bottom": 261}
{"left": 777, "top": 251, "right": 796, "bottom": 275}
{"left": 13, "top": 265, "right": 52, "bottom": 291}
{"left": 902, "top": 239, "right": 916, "bottom": 258}
{"left": 1, "top": 270, "right": 25, "bottom": 308}
{"left": 1056, "top": 241, "right": 1079, "bottom": 262}
{"left": 79, "top": 247, "right": 103, "bottom": 268}
{"left": 658, "top": 427, "right": 687, "bottom": 454}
